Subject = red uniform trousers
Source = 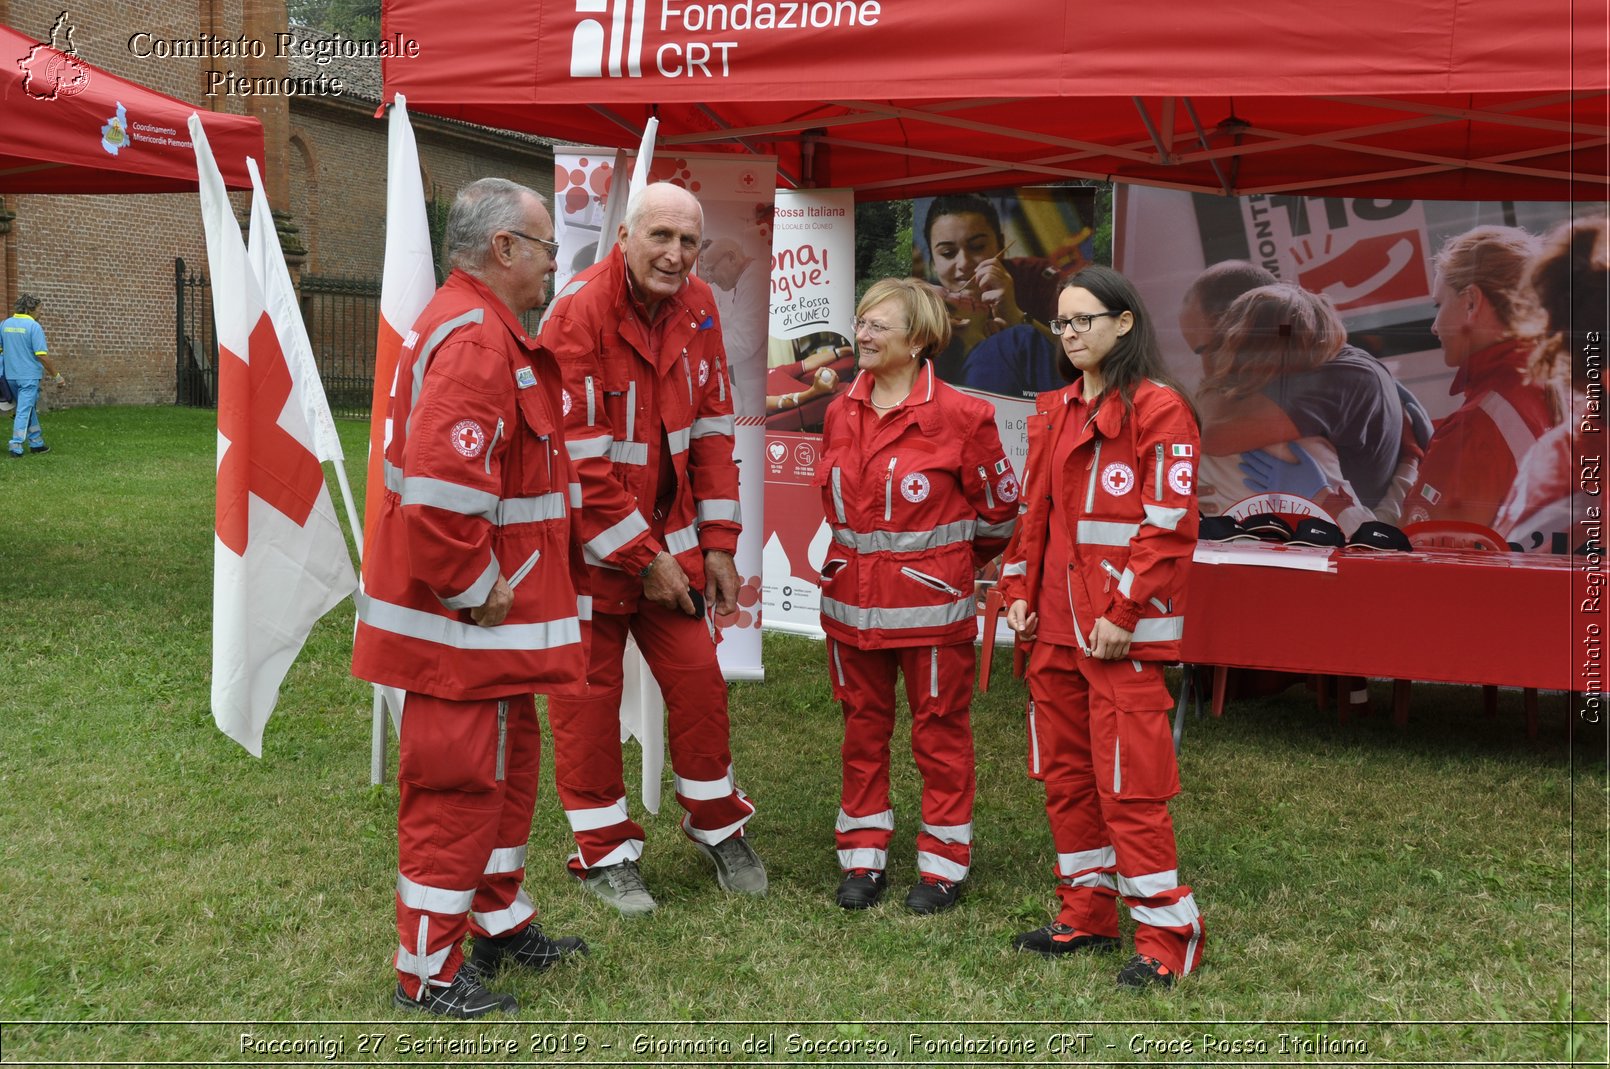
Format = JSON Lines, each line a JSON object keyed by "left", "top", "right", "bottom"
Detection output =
{"left": 827, "top": 639, "right": 976, "bottom": 883}
{"left": 1026, "top": 641, "right": 1205, "bottom": 976}
{"left": 394, "top": 692, "right": 544, "bottom": 998}
{"left": 550, "top": 601, "right": 755, "bottom": 873}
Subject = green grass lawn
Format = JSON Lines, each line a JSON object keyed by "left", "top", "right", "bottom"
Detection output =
{"left": 0, "top": 406, "right": 1604, "bottom": 1065}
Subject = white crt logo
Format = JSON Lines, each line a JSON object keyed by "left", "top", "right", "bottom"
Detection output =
{"left": 571, "top": 0, "right": 734, "bottom": 78}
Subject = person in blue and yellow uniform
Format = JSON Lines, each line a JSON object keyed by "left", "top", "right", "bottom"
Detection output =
{"left": 2, "top": 294, "right": 66, "bottom": 457}
{"left": 353, "top": 178, "right": 590, "bottom": 1019}
{"left": 996, "top": 265, "right": 1206, "bottom": 989}
{"left": 816, "top": 277, "right": 1018, "bottom": 914}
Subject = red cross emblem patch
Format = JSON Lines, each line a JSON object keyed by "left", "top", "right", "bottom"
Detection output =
{"left": 451, "top": 419, "right": 487, "bottom": 459}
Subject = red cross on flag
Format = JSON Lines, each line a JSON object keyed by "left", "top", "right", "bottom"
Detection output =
{"left": 191, "top": 114, "right": 358, "bottom": 757}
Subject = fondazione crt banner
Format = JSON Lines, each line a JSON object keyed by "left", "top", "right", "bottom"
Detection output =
{"left": 552, "top": 148, "right": 775, "bottom": 677}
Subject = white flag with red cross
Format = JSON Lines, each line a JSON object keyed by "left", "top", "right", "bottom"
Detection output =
{"left": 191, "top": 114, "right": 358, "bottom": 757}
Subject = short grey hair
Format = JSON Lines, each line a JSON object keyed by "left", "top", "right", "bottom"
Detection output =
{"left": 622, "top": 181, "right": 704, "bottom": 235}
{"left": 444, "top": 177, "right": 536, "bottom": 272}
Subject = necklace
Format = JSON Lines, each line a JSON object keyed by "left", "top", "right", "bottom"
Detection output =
{"left": 869, "top": 391, "right": 909, "bottom": 410}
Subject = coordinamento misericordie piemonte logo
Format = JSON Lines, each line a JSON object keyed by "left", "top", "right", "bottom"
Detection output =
{"left": 18, "top": 11, "right": 92, "bottom": 100}
{"left": 569, "top": 0, "right": 883, "bottom": 79}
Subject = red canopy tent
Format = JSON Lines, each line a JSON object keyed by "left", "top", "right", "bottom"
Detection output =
{"left": 381, "top": 0, "right": 1607, "bottom": 201}
{"left": 0, "top": 24, "right": 261, "bottom": 193}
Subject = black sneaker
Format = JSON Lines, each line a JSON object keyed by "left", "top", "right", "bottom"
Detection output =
{"left": 28, "top": 445, "right": 49, "bottom": 455}
{"left": 835, "top": 868, "right": 886, "bottom": 909}
{"left": 468, "top": 922, "right": 588, "bottom": 977}
{"left": 1013, "top": 922, "right": 1121, "bottom": 956}
{"left": 903, "top": 876, "right": 960, "bottom": 914}
{"left": 1116, "top": 953, "right": 1175, "bottom": 989}
{"left": 393, "top": 968, "right": 518, "bottom": 1018}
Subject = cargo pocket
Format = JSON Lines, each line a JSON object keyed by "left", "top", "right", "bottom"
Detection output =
{"left": 398, "top": 699, "right": 501, "bottom": 793}
{"left": 1104, "top": 668, "right": 1180, "bottom": 801}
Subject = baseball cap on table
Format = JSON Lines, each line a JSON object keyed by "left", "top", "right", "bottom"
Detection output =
{"left": 1199, "top": 514, "right": 1257, "bottom": 542}
{"left": 1241, "top": 513, "right": 1295, "bottom": 543}
{"left": 1287, "top": 517, "right": 1345, "bottom": 548}
{"left": 1347, "top": 520, "right": 1412, "bottom": 552}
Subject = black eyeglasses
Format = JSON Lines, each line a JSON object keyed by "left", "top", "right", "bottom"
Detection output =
{"left": 507, "top": 229, "right": 560, "bottom": 256}
{"left": 1047, "top": 311, "right": 1123, "bottom": 336}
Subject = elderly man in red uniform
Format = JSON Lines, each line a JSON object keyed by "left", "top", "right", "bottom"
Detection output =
{"left": 540, "top": 181, "right": 764, "bottom": 915}
{"left": 353, "top": 178, "right": 589, "bottom": 1018}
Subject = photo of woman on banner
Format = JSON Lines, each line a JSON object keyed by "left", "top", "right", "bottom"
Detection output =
{"left": 1183, "top": 269, "right": 1430, "bottom": 533}
{"left": 914, "top": 192, "right": 1094, "bottom": 400}
{"left": 1399, "top": 225, "right": 1558, "bottom": 529}
{"left": 1495, "top": 215, "right": 1609, "bottom": 554}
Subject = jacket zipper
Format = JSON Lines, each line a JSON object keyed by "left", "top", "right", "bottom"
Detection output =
{"left": 625, "top": 381, "right": 637, "bottom": 444}
{"left": 899, "top": 566, "right": 965, "bottom": 598}
{"left": 883, "top": 457, "right": 898, "bottom": 521}
{"left": 682, "top": 349, "right": 694, "bottom": 404}
{"left": 495, "top": 700, "right": 508, "bottom": 781}
{"left": 977, "top": 465, "right": 995, "bottom": 508}
{"left": 584, "top": 375, "right": 597, "bottom": 425}
{"left": 507, "top": 549, "right": 542, "bottom": 590}
{"left": 1101, "top": 557, "right": 1169, "bottom": 614}
{"left": 1084, "top": 440, "right": 1102, "bottom": 512}
{"left": 1155, "top": 442, "right": 1165, "bottom": 498}
{"left": 484, "top": 417, "right": 504, "bottom": 476}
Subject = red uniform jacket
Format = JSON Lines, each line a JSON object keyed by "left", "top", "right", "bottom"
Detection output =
{"left": 816, "top": 363, "right": 1018, "bottom": 649}
{"left": 997, "top": 379, "right": 1200, "bottom": 662}
{"left": 539, "top": 247, "right": 741, "bottom": 613}
{"left": 1402, "top": 338, "right": 1556, "bottom": 527}
{"left": 352, "top": 270, "right": 588, "bottom": 700}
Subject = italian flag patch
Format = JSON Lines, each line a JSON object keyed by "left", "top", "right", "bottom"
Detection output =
{"left": 1172, "top": 443, "right": 1194, "bottom": 457}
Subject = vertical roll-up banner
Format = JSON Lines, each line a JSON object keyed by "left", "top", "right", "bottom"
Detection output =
{"left": 553, "top": 149, "right": 775, "bottom": 678}
{"left": 760, "top": 188, "right": 857, "bottom": 637}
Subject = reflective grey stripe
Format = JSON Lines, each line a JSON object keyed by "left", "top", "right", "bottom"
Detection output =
{"left": 1065, "top": 869, "right": 1118, "bottom": 891}
{"left": 697, "top": 497, "right": 741, "bottom": 525}
{"left": 608, "top": 440, "right": 649, "bottom": 465}
{"left": 1144, "top": 503, "right": 1188, "bottom": 531}
{"left": 472, "top": 888, "right": 534, "bottom": 937}
{"left": 977, "top": 516, "right": 1017, "bottom": 540}
{"left": 1133, "top": 616, "right": 1185, "bottom": 642}
{"left": 564, "top": 796, "right": 630, "bottom": 833}
{"left": 1057, "top": 846, "right": 1116, "bottom": 877}
{"left": 832, "top": 640, "right": 846, "bottom": 685}
{"left": 399, "top": 474, "right": 500, "bottom": 518}
{"left": 837, "top": 847, "right": 887, "bottom": 870}
{"left": 1131, "top": 893, "right": 1202, "bottom": 929}
{"left": 1479, "top": 391, "right": 1540, "bottom": 463}
{"left": 577, "top": 595, "right": 593, "bottom": 621}
{"left": 585, "top": 375, "right": 596, "bottom": 425}
{"left": 663, "top": 523, "right": 701, "bottom": 556}
{"left": 405, "top": 309, "right": 485, "bottom": 439}
{"left": 1027, "top": 698, "right": 1041, "bottom": 775}
{"left": 830, "top": 469, "right": 847, "bottom": 524}
{"left": 683, "top": 809, "right": 753, "bottom": 846}
{"left": 820, "top": 596, "right": 975, "bottom": 632}
{"left": 675, "top": 768, "right": 735, "bottom": 802}
{"left": 484, "top": 844, "right": 528, "bottom": 875}
{"left": 1120, "top": 569, "right": 1136, "bottom": 598}
{"left": 1113, "top": 735, "right": 1122, "bottom": 793}
{"left": 1084, "top": 440, "right": 1102, "bottom": 512}
{"left": 922, "top": 821, "right": 972, "bottom": 844}
{"left": 691, "top": 414, "right": 735, "bottom": 438}
{"left": 585, "top": 511, "right": 650, "bottom": 562}
{"left": 397, "top": 873, "right": 475, "bottom": 914}
{"left": 356, "top": 590, "right": 582, "bottom": 651}
{"left": 666, "top": 426, "right": 692, "bottom": 456}
{"left": 566, "top": 433, "right": 612, "bottom": 460}
{"left": 395, "top": 940, "right": 451, "bottom": 990}
{"left": 836, "top": 807, "right": 894, "bottom": 833}
{"left": 916, "top": 851, "right": 968, "bottom": 881}
{"left": 569, "top": 482, "right": 583, "bottom": 508}
{"left": 441, "top": 557, "right": 500, "bottom": 611}
{"left": 1077, "top": 519, "right": 1140, "bottom": 545}
{"left": 1117, "top": 869, "right": 1180, "bottom": 899}
{"left": 499, "top": 492, "right": 568, "bottom": 525}
{"left": 506, "top": 549, "right": 542, "bottom": 590}
{"left": 1003, "top": 560, "right": 1028, "bottom": 578}
{"left": 831, "top": 519, "right": 977, "bottom": 554}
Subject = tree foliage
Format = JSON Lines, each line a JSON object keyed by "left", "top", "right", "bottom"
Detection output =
{"left": 287, "top": 0, "right": 381, "bottom": 37}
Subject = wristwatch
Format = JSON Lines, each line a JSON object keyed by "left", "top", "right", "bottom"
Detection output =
{"left": 639, "top": 553, "right": 660, "bottom": 578}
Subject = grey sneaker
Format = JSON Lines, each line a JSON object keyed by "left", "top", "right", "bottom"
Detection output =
{"left": 696, "top": 834, "right": 768, "bottom": 895}
{"left": 579, "top": 859, "right": 657, "bottom": 915}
